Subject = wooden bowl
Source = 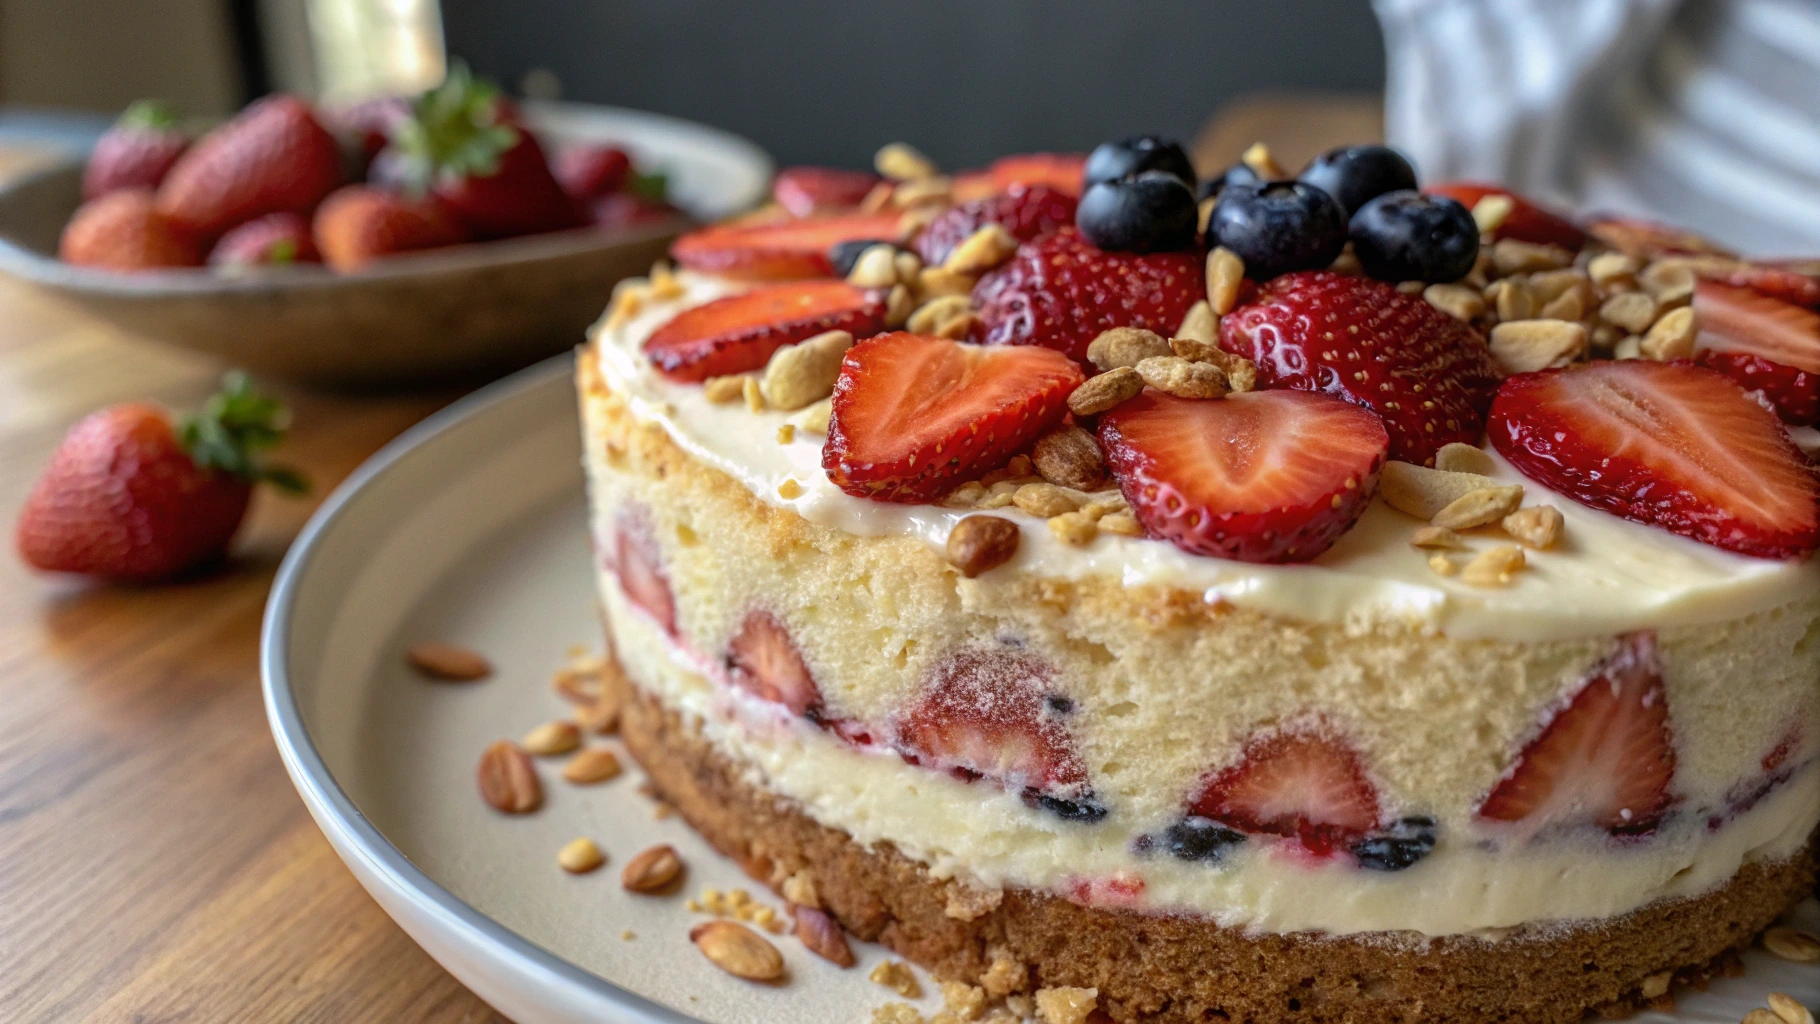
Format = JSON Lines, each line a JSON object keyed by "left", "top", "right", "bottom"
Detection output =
{"left": 0, "top": 103, "right": 770, "bottom": 390}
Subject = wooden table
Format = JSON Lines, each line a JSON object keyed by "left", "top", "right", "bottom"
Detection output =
{"left": 0, "top": 94, "right": 1379, "bottom": 1023}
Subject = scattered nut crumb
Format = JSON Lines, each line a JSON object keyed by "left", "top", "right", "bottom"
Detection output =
{"left": 477, "top": 741, "right": 542, "bottom": 814}
{"left": 876, "top": 142, "right": 937, "bottom": 181}
{"left": 791, "top": 903, "right": 854, "bottom": 966}
{"left": 1428, "top": 553, "right": 1458, "bottom": 576}
{"left": 776, "top": 423, "right": 795, "bottom": 444}
{"left": 1086, "top": 326, "right": 1172, "bottom": 371}
{"left": 934, "top": 312, "right": 980, "bottom": 339}
{"left": 1502, "top": 505, "right": 1564, "bottom": 549}
{"left": 703, "top": 374, "right": 749, "bottom": 404}
{"left": 742, "top": 376, "right": 765, "bottom": 412}
{"left": 1423, "top": 282, "right": 1485, "bottom": 322}
{"left": 1489, "top": 319, "right": 1586, "bottom": 374}
{"left": 945, "top": 885, "right": 1004, "bottom": 921}
{"left": 943, "top": 481, "right": 988, "bottom": 509}
{"left": 871, "top": 960, "right": 922, "bottom": 998}
{"left": 557, "top": 837, "right": 605, "bottom": 874}
{"left": 1410, "top": 526, "right": 1467, "bottom": 550}
{"left": 1762, "top": 927, "right": 1820, "bottom": 963}
{"left": 562, "top": 747, "right": 622, "bottom": 784}
{"left": 1067, "top": 366, "right": 1143, "bottom": 416}
{"left": 1640, "top": 306, "right": 1696, "bottom": 361}
{"left": 407, "top": 642, "right": 492, "bottom": 681}
{"left": 1031, "top": 425, "right": 1107, "bottom": 490}
{"left": 1206, "top": 247, "right": 1245, "bottom": 315}
{"left": 946, "top": 515, "right": 1020, "bottom": 577}
{"left": 1637, "top": 970, "right": 1673, "bottom": 1000}
{"left": 1240, "top": 141, "right": 1285, "bottom": 178}
{"left": 523, "top": 720, "right": 582, "bottom": 757}
{"left": 1175, "top": 300, "right": 1216, "bottom": 344}
{"left": 621, "top": 929, "right": 635, "bottom": 941}
{"left": 1431, "top": 485, "right": 1525, "bottom": 530}
{"left": 1380, "top": 461, "right": 1505, "bottom": 520}
{"left": 762, "top": 329, "right": 852, "bottom": 411}
{"left": 1136, "top": 355, "right": 1227, "bottom": 399}
{"left": 1493, "top": 238, "right": 1572, "bottom": 275}
{"left": 1096, "top": 512, "right": 1144, "bottom": 537}
{"left": 781, "top": 870, "right": 820, "bottom": 909}
{"left": 980, "top": 957, "right": 1027, "bottom": 999}
{"left": 1461, "top": 544, "right": 1526, "bottom": 587}
{"left": 873, "top": 1004, "right": 924, "bottom": 1024}
{"left": 690, "top": 919, "right": 785, "bottom": 982}
{"left": 1034, "top": 986, "right": 1099, "bottom": 1024}
{"left": 621, "top": 844, "right": 684, "bottom": 893}
{"left": 1013, "top": 482, "right": 1082, "bottom": 519}
{"left": 884, "top": 283, "right": 915, "bottom": 327}
{"left": 907, "top": 294, "right": 975, "bottom": 336}
{"left": 916, "top": 266, "right": 975, "bottom": 301}
{"left": 946, "top": 224, "right": 1019, "bottom": 275}
{"left": 1047, "top": 511, "right": 1099, "bottom": 546}
{"left": 777, "top": 479, "right": 804, "bottom": 500}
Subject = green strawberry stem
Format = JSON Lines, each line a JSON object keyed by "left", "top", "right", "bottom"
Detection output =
{"left": 389, "top": 61, "right": 518, "bottom": 195}
{"left": 177, "top": 372, "right": 308, "bottom": 494}
{"left": 629, "top": 170, "right": 668, "bottom": 202}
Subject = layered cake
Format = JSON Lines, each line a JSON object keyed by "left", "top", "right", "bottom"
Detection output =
{"left": 578, "top": 138, "right": 1820, "bottom": 1022}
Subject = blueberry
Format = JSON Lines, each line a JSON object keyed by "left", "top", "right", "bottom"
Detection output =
{"left": 1162, "top": 817, "right": 1246, "bottom": 863}
{"left": 828, "top": 238, "right": 894, "bottom": 277}
{"left": 1196, "top": 162, "right": 1261, "bottom": 203}
{"left": 1083, "top": 135, "right": 1197, "bottom": 191}
{"left": 1348, "top": 190, "right": 1479, "bottom": 283}
{"left": 1298, "top": 145, "right": 1419, "bottom": 216}
{"left": 1207, "top": 181, "right": 1347, "bottom": 279}
{"left": 1027, "top": 790, "right": 1109, "bottom": 823}
{"left": 1075, "top": 171, "right": 1198, "bottom": 253}
{"left": 1351, "top": 816, "right": 1437, "bottom": 871}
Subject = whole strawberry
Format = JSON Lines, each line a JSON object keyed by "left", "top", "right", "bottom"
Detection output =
{"left": 60, "top": 189, "right": 203, "bottom": 270}
{"left": 209, "top": 211, "right": 320, "bottom": 268}
{"left": 387, "top": 65, "right": 583, "bottom": 239}
{"left": 155, "top": 94, "right": 342, "bottom": 242}
{"left": 313, "top": 185, "right": 466, "bottom": 271}
{"left": 16, "top": 373, "right": 306, "bottom": 580}
{"left": 555, "top": 143, "right": 632, "bottom": 200}
{"left": 83, "top": 100, "right": 189, "bottom": 200}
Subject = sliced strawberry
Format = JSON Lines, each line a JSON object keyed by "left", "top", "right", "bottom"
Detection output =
{"left": 613, "top": 509, "right": 676, "bottom": 636}
{"left": 772, "top": 166, "right": 882, "bottom": 217}
{"left": 1219, "top": 271, "right": 1501, "bottom": 465}
{"left": 893, "top": 648, "right": 1102, "bottom": 820}
{"left": 972, "top": 228, "right": 1203, "bottom": 364}
{"left": 911, "top": 184, "right": 1078, "bottom": 266}
{"left": 1490, "top": 361, "right": 1820, "bottom": 558}
{"left": 725, "top": 610, "right": 821, "bottom": 717}
{"left": 1478, "top": 633, "right": 1674, "bottom": 836}
{"left": 949, "top": 170, "right": 1002, "bottom": 204}
{"left": 824, "top": 333, "right": 1082, "bottom": 502}
{"left": 643, "top": 281, "right": 886, "bottom": 382}
{"left": 1426, "top": 182, "right": 1586, "bottom": 250}
{"left": 987, "top": 152, "right": 1087, "bottom": 197}
{"left": 671, "top": 212, "right": 904, "bottom": 280}
{"left": 1186, "top": 727, "right": 1381, "bottom": 856}
{"left": 1692, "top": 279, "right": 1820, "bottom": 425}
{"left": 1583, "top": 215, "right": 1732, "bottom": 260}
{"left": 1700, "top": 261, "right": 1820, "bottom": 309}
{"left": 1098, "top": 389, "right": 1388, "bottom": 564}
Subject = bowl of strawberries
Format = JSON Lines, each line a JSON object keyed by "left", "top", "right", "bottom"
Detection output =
{"left": 0, "top": 66, "right": 770, "bottom": 390}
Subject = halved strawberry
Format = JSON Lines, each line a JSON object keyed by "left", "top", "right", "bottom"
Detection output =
{"left": 772, "top": 166, "right": 882, "bottom": 217}
{"left": 671, "top": 212, "right": 904, "bottom": 280}
{"left": 987, "top": 152, "right": 1087, "bottom": 197}
{"left": 1478, "top": 633, "right": 1674, "bottom": 837}
{"left": 1098, "top": 390, "right": 1388, "bottom": 563}
{"left": 613, "top": 509, "right": 676, "bottom": 636}
{"left": 893, "top": 648, "right": 1102, "bottom": 820}
{"left": 1218, "top": 271, "right": 1501, "bottom": 465}
{"left": 1489, "top": 360, "right": 1820, "bottom": 559}
{"left": 725, "top": 610, "right": 821, "bottom": 717}
{"left": 1583, "top": 215, "right": 1732, "bottom": 260}
{"left": 911, "top": 184, "right": 1078, "bottom": 266}
{"left": 643, "top": 280, "right": 886, "bottom": 382}
{"left": 1186, "top": 727, "right": 1381, "bottom": 856}
{"left": 1692, "top": 279, "right": 1820, "bottom": 425}
{"left": 823, "top": 333, "right": 1082, "bottom": 502}
{"left": 1426, "top": 181, "right": 1587, "bottom": 250}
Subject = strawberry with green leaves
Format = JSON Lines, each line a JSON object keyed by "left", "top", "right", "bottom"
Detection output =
{"left": 155, "top": 94, "right": 342, "bottom": 242}
{"left": 83, "top": 100, "right": 189, "bottom": 200}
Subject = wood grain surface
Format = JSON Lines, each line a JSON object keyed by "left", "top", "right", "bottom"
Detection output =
{"left": 0, "top": 97, "right": 1376, "bottom": 1024}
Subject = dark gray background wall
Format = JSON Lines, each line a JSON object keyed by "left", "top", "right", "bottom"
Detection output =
{"left": 442, "top": 0, "right": 1387, "bottom": 170}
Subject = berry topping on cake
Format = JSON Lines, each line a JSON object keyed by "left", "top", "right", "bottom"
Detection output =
{"left": 771, "top": 166, "right": 882, "bottom": 217}
{"left": 671, "top": 212, "right": 905, "bottom": 280}
{"left": 1075, "top": 171, "right": 1199, "bottom": 253}
{"left": 1099, "top": 389, "right": 1388, "bottom": 563}
{"left": 823, "top": 333, "right": 1082, "bottom": 502}
{"left": 1488, "top": 360, "right": 1820, "bottom": 559}
{"left": 1207, "top": 181, "right": 1349, "bottom": 280}
{"left": 1426, "top": 182, "right": 1587, "bottom": 250}
{"left": 1350, "top": 816, "right": 1438, "bottom": 871}
{"left": 1691, "top": 279, "right": 1820, "bottom": 425}
{"left": 893, "top": 648, "right": 1102, "bottom": 821}
{"left": 643, "top": 280, "right": 886, "bottom": 382}
{"left": 971, "top": 228, "right": 1203, "bottom": 363}
{"left": 1477, "top": 633, "right": 1674, "bottom": 837}
{"left": 1347, "top": 190, "right": 1480, "bottom": 283}
{"left": 1082, "top": 135, "right": 1196, "bottom": 191}
{"left": 1186, "top": 728, "right": 1382, "bottom": 856}
{"left": 726, "top": 610, "right": 821, "bottom": 717}
{"left": 612, "top": 508, "right": 677, "bottom": 636}
{"left": 985, "top": 152, "right": 1088, "bottom": 197}
{"left": 1218, "top": 271, "right": 1501, "bottom": 465}
{"left": 1157, "top": 818, "right": 1247, "bottom": 863}
{"left": 1297, "top": 144, "right": 1418, "bottom": 217}
{"left": 911, "top": 185, "right": 1078, "bottom": 266}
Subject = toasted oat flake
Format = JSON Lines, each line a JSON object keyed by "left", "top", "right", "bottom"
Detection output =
{"left": 1461, "top": 544, "right": 1526, "bottom": 586}
{"left": 523, "top": 720, "right": 582, "bottom": 756}
{"left": 1206, "top": 247, "right": 1245, "bottom": 315}
{"left": 871, "top": 960, "right": 923, "bottom": 998}
{"left": 1503, "top": 505, "right": 1564, "bottom": 549}
{"left": 1067, "top": 366, "right": 1144, "bottom": 416}
{"left": 1763, "top": 927, "right": 1820, "bottom": 963}
{"left": 557, "top": 837, "right": 605, "bottom": 874}
{"left": 562, "top": 747, "right": 623, "bottom": 784}
{"left": 1431, "top": 485, "right": 1525, "bottom": 530}
{"left": 1034, "top": 986, "right": 1099, "bottom": 1024}
{"left": 1086, "top": 326, "right": 1172, "bottom": 371}
{"left": 1768, "top": 992, "right": 1814, "bottom": 1024}
{"left": 1096, "top": 512, "right": 1145, "bottom": 537}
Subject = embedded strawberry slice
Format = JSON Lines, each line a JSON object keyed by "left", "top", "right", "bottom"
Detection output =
{"left": 911, "top": 184, "right": 1078, "bottom": 266}
{"left": 1187, "top": 728, "right": 1381, "bottom": 856}
{"left": 1478, "top": 633, "right": 1674, "bottom": 836}
{"left": 893, "top": 648, "right": 1102, "bottom": 820}
{"left": 1692, "top": 279, "right": 1820, "bottom": 425}
{"left": 1426, "top": 181, "right": 1586, "bottom": 249}
{"left": 1098, "top": 390, "right": 1388, "bottom": 563}
{"left": 725, "top": 610, "right": 821, "bottom": 717}
{"left": 771, "top": 166, "right": 882, "bottom": 217}
{"left": 972, "top": 228, "right": 1203, "bottom": 364}
{"left": 1489, "top": 360, "right": 1820, "bottom": 559}
{"left": 1219, "top": 271, "right": 1501, "bottom": 465}
{"left": 671, "top": 212, "right": 904, "bottom": 280}
{"left": 824, "top": 333, "right": 1082, "bottom": 502}
{"left": 643, "top": 281, "right": 887, "bottom": 382}
{"left": 1583, "top": 215, "right": 1732, "bottom": 259}
{"left": 987, "top": 152, "right": 1087, "bottom": 197}
{"left": 613, "top": 509, "right": 676, "bottom": 636}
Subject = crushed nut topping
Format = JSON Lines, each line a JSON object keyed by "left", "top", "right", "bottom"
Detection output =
{"left": 871, "top": 960, "right": 923, "bottom": 998}
{"left": 1461, "top": 544, "right": 1526, "bottom": 587}
{"left": 742, "top": 375, "right": 765, "bottom": 412}
{"left": 946, "top": 515, "right": 1020, "bottom": 577}
{"left": 907, "top": 294, "right": 975, "bottom": 336}
{"left": 1640, "top": 306, "right": 1697, "bottom": 361}
{"left": 761, "top": 328, "right": 852, "bottom": 411}
{"left": 1432, "top": 442, "right": 1495, "bottom": 475}
{"left": 1489, "top": 319, "right": 1586, "bottom": 374}
{"left": 1502, "top": 505, "right": 1564, "bottom": 549}
{"left": 1492, "top": 238, "right": 1572, "bottom": 275}
{"left": 795, "top": 397, "right": 833, "bottom": 435}
{"left": 557, "top": 837, "right": 605, "bottom": 874}
{"left": 884, "top": 283, "right": 915, "bottom": 327}
{"left": 1031, "top": 425, "right": 1108, "bottom": 491}
{"left": 1206, "top": 247, "right": 1245, "bottom": 315}
{"left": 1086, "top": 326, "right": 1172, "bottom": 371}
{"left": 781, "top": 870, "right": 820, "bottom": 909}
{"left": 703, "top": 374, "right": 750, "bottom": 404}
{"left": 1137, "top": 355, "right": 1228, "bottom": 399}
{"left": 1067, "top": 366, "right": 1144, "bottom": 416}
{"left": 1012, "top": 482, "right": 1083, "bottom": 518}
{"left": 1033, "top": 986, "right": 1100, "bottom": 1024}
{"left": 1423, "top": 283, "right": 1485, "bottom": 322}
{"left": 876, "top": 142, "right": 937, "bottom": 181}
{"left": 1471, "top": 194, "right": 1514, "bottom": 234}
{"left": 1096, "top": 511, "right": 1145, "bottom": 537}
{"left": 1431, "top": 485, "right": 1525, "bottom": 530}
{"left": 1410, "top": 525, "right": 1467, "bottom": 550}
{"left": 847, "top": 243, "right": 901, "bottom": 288}
{"left": 945, "top": 224, "right": 1019, "bottom": 275}
{"left": 1047, "top": 511, "right": 1099, "bottom": 546}
{"left": 1381, "top": 461, "right": 1504, "bottom": 520}
{"left": 1175, "top": 300, "right": 1217, "bottom": 345}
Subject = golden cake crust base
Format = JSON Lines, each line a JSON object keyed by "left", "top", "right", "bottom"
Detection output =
{"left": 608, "top": 668, "right": 1817, "bottom": 1024}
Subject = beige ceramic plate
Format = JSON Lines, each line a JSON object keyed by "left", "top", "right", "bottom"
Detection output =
{"left": 261, "top": 354, "right": 1820, "bottom": 1023}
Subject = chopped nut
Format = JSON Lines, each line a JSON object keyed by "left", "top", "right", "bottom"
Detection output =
{"left": 1031, "top": 425, "right": 1107, "bottom": 490}
{"left": 871, "top": 960, "right": 922, "bottom": 998}
{"left": 690, "top": 920, "right": 785, "bottom": 982}
{"left": 1137, "top": 355, "right": 1227, "bottom": 399}
{"left": 1745, "top": 1011, "right": 1783, "bottom": 1024}
{"left": 1588, "top": 251, "right": 1639, "bottom": 289}
{"left": 1427, "top": 552, "right": 1458, "bottom": 576}
{"left": 847, "top": 244, "right": 901, "bottom": 288}
{"left": 1410, "top": 525, "right": 1467, "bottom": 550}
{"left": 944, "top": 885, "right": 1004, "bottom": 921}
{"left": 1637, "top": 970, "right": 1673, "bottom": 1000}
{"left": 897, "top": 203, "right": 944, "bottom": 237}
{"left": 1206, "top": 247, "right": 1245, "bottom": 315}
{"left": 791, "top": 903, "right": 854, "bottom": 966}
{"left": 1641, "top": 259, "right": 1695, "bottom": 307}
{"left": 1491, "top": 277, "right": 1539, "bottom": 322}
{"left": 1067, "top": 366, "right": 1143, "bottom": 416}
{"left": 742, "top": 375, "right": 765, "bottom": 412}
{"left": 761, "top": 329, "right": 852, "bottom": 411}
{"left": 407, "top": 642, "right": 492, "bottom": 681}
{"left": 946, "top": 515, "right": 1020, "bottom": 577}
{"left": 1396, "top": 279, "right": 1427, "bottom": 295}
{"left": 777, "top": 479, "right": 803, "bottom": 499}
{"left": 916, "top": 265, "right": 975, "bottom": 301}
{"left": 1380, "top": 461, "right": 1505, "bottom": 520}
{"left": 980, "top": 957, "right": 1026, "bottom": 999}
{"left": 1538, "top": 287, "right": 1585, "bottom": 322}
{"left": 794, "top": 397, "right": 833, "bottom": 435}
{"left": 943, "top": 481, "right": 987, "bottom": 509}
{"left": 1502, "top": 505, "right": 1564, "bottom": 549}
{"left": 1433, "top": 442, "right": 1495, "bottom": 475}
{"left": 477, "top": 741, "right": 542, "bottom": 814}
{"left": 884, "top": 283, "right": 915, "bottom": 327}
{"left": 1047, "top": 511, "right": 1099, "bottom": 546}
{"left": 945, "top": 224, "right": 1019, "bottom": 275}
{"left": 1034, "top": 986, "right": 1099, "bottom": 1024}
{"left": 1461, "top": 544, "right": 1526, "bottom": 586}
{"left": 1175, "top": 299, "right": 1217, "bottom": 345}
{"left": 1471, "top": 194, "right": 1514, "bottom": 234}
{"left": 1489, "top": 319, "right": 1587, "bottom": 374}
{"left": 523, "top": 720, "right": 582, "bottom": 756}
{"left": 873, "top": 1004, "right": 923, "bottom": 1024}
{"left": 934, "top": 312, "right": 980, "bottom": 339}
{"left": 1640, "top": 306, "right": 1696, "bottom": 361}
{"left": 562, "top": 747, "right": 623, "bottom": 784}
{"left": 941, "top": 981, "right": 990, "bottom": 1022}
{"left": 1013, "top": 482, "right": 1082, "bottom": 518}
{"left": 621, "top": 844, "right": 684, "bottom": 893}
{"left": 1431, "top": 485, "right": 1525, "bottom": 530}
{"left": 1614, "top": 334, "right": 1643, "bottom": 360}
{"left": 1493, "top": 238, "right": 1572, "bottom": 275}
{"left": 775, "top": 423, "right": 795, "bottom": 444}
{"left": 1763, "top": 927, "right": 1820, "bottom": 963}
{"left": 1329, "top": 246, "right": 1364, "bottom": 275}
{"left": 894, "top": 249, "right": 923, "bottom": 282}
{"left": 781, "top": 870, "right": 820, "bottom": 909}
{"left": 894, "top": 175, "right": 952, "bottom": 208}
{"left": 876, "top": 142, "right": 937, "bottom": 181}
{"left": 1096, "top": 512, "right": 1144, "bottom": 536}
{"left": 859, "top": 181, "right": 895, "bottom": 213}
{"left": 1600, "top": 291, "right": 1657, "bottom": 333}
{"left": 558, "top": 837, "right": 605, "bottom": 874}
{"left": 1087, "top": 326, "right": 1172, "bottom": 371}
{"left": 575, "top": 694, "right": 621, "bottom": 734}
{"left": 907, "top": 294, "right": 974, "bottom": 335}
{"left": 704, "top": 374, "right": 750, "bottom": 404}
{"left": 648, "top": 261, "right": 684, "bottom": 300}
{"left": 1768, "top": 992, "right": 1814, "bottom": 1024}
{"left": 1424, "top": 283, "right": 1485, "bottom": 322}
{"left": 1528, "top": 268, "right": 1588, "bottom": 304}
{"left": 1240, "top": 141, "right": 1285, "bottom": 178}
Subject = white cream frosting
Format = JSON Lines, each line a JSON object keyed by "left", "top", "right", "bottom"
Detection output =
{"left": 589, "top": 271, "right": 1820, "bottom": 643}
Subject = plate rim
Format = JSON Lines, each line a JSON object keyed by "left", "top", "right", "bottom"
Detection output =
{"left": 260, "top": 351, "right": 697, "bottom": 1023}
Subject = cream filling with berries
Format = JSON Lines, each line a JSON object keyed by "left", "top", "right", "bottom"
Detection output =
{"left": 588, "top": 269, "right": 1820, "bottom": 644}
